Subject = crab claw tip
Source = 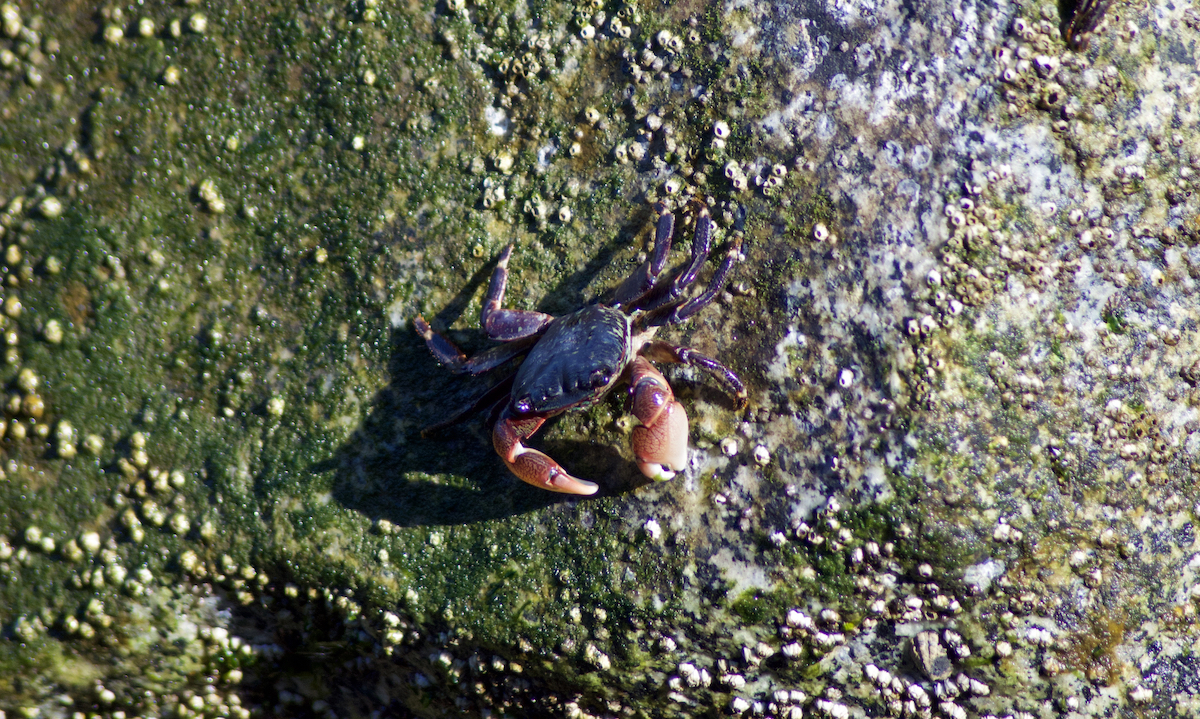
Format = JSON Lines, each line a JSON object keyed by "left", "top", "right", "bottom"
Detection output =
{"left": 638, "top": 462, "right": 677, "bottom": 483}
{"left": 549, "top": 471, "right": 600, "bottom": 495}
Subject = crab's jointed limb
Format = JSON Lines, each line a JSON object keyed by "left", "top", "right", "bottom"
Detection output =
{"left": 628, "top": 357, "right": 689, "bottom": 481}
{"left": 493, "top": 409, "right": 600, "bottom": 495}
{"left": 481, "top": 244, "right": 555, "bottom": 340}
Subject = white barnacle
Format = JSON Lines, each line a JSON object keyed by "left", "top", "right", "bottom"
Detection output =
{"left": 492, "top": 152, "right": 514, "bottom": 174}
{"left": 105, "top": 563, "right": 127, "bottom": 585}
{"left": 187, "top": 12, "right": 208, "bottom": 34}
{"left": 198, "top": 178, "right": 226, "bottom": 214}
{"left": 1, "top": 3, "right": 21, "bottom": 37}
{"left": 267, "top": 396, "right": 285, "bottom": 417}
{"left": 753, "top": 445, "right": 770, "bottom": 466}
{"left": 169, "top": 512, "right": 191, "bottom": 536}
{"left": 83, "top": 433, "right": 104, "bottom": 454}
{"left": 584, "top": 643, "right": 611, "bottom": 670}
{"left": 55, "top": 419, "right": 76, "bottom": 458}
{"left": 80, "top": 531, "right": 100, "bottom": 554}
{"left": 43, "top": 319, "right": 63, "bottom": 344}
{"left": 38, "top": 196, "right": 63, "bottom": 219}
{"left": 141, "top": 500, "right": 166, "bottom": 527}
{"left": 677, "top": 661, "right": 703, "bottom": 687}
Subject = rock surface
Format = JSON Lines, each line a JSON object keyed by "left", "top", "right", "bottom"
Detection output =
{"left": 0, "top": 0, "right": 1197, "bottom": 716}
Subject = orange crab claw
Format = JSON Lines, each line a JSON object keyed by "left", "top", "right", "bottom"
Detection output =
{"left": 628, "top": 358, "right": 689, "bottom": 481}
{"left": 493, "top": 411, "right": 599, "bottom": 495}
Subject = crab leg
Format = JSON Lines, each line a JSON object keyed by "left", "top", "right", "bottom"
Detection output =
{"left": 667, "top": 231, "right": 743, "bottom": 324}
{"left": 482, "top": 244, "right": 555, "bottom": 340}
{"left": 640, "top": 340, "right": 748, "bottom": 410}
{"left": 627, "top": 357, "right": 690, "bottom": 482}
{"left": 493, "top": 408, "right": 599, "bottom": 495}
{"left": 615, "top": 202, "right": 676, "bottom": 308}
{"left": 414, "top": 316, "right": 539, "bottom": 375}
{"left": 637, "top": 205, "right": 716, "bottom": 314}
{"left": 413, "top": 315, "right": 468, "bottom": 368}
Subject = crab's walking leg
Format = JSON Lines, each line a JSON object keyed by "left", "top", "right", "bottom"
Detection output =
{"left": 414, "top": 315, "right": 469, "bottom": 369}
{"left": 414, "top": 316, "right": 538, "bottom": 375}
{"left": 494, "top": 408, "right": 599, "bottom": 495}
{"left": 482, "top": 244, "right": 555, "bottom": 340}
{"left": 616, "top": 202, "right": 676, "bottom": 308}
{"left": 627, "top": 357, "right": 690, "bottom": 481}
{"left": 636, "top": 205, "right": 716, "bottom": 315}
{"left": 640, "top": 340, "right": 748, "bottom": 410}
{"left": 668, "top": 231, "right": 742, "bottom": 323}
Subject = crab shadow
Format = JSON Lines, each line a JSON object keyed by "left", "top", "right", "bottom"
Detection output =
{"left": 327, "top": 230, "right": 659, "bottom": 527}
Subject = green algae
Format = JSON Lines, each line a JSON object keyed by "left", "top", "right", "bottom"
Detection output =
{"left": 9, "top": 0, "right": 1184, "bottom": 714}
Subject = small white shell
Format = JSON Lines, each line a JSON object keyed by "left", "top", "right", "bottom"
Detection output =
{"left": 752, "top": 445, "right": 770, "bottom": 466}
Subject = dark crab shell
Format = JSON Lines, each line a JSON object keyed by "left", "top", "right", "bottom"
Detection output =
{"left": 510, "top": 304, "right": 632, "bottom": 416}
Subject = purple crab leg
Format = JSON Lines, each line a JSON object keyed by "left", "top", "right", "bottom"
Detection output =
{"left": 616, "top": 203, "right": 676, "bottom": 308}
{"left": 415, "top": 316, "right": 539, "bottom": 375}
{"left": 414, "top": 315, "right": 468, "bottom": 369}
{"left": 482, "top": 244, "right": 556, "bottom": 341}
{"left": 664, "top": 207, "right": 714, "bottom": 298}
{"left": 665, "top": 232, "right": 742, "bottom": 324}
{"left": 639, "top": 339, "right": 748, "bottom": 410}
{"left": 636, "top": 205, "right": 717, "bottom": 315}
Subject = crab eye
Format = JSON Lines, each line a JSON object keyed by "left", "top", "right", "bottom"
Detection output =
{"left": 590, "top": 368, "right": 612, "bottom": 388}
{"left": 515, "top": 396, "right": 533, "bottom": 413}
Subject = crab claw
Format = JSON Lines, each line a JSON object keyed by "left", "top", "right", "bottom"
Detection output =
{"left": 628, "top": 358, "right": 689, "bottom": 481}
{"left": 493, "top": 410, "right": 599, "bottom": 495}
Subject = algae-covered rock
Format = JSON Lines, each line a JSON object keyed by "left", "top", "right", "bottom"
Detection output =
{"left": 1, "top": 0, "right": 1198, "bottom": 716}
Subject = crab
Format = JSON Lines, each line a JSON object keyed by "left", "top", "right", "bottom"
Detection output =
{"left": 413, "top": 201, "right": 747, "bottom": 495}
